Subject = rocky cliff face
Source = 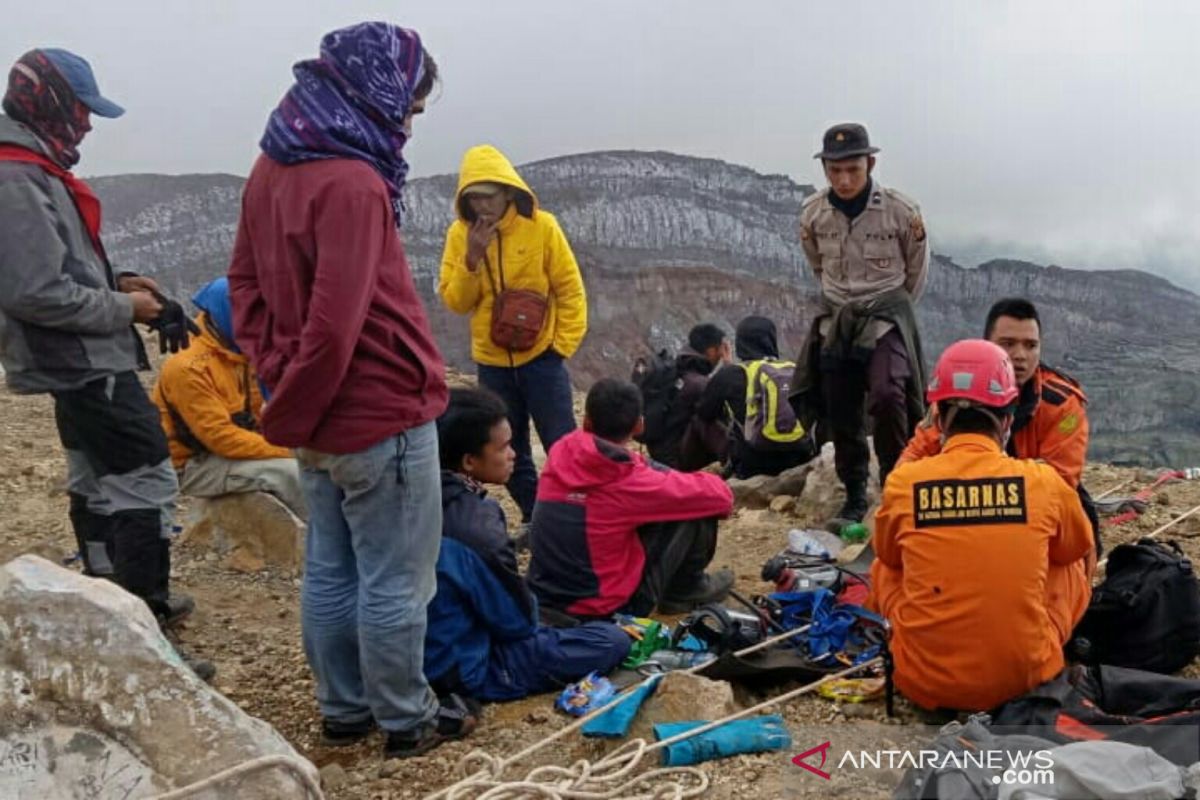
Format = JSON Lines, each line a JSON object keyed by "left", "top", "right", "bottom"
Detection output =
{"left": 91, "top": 152, "right": 1200, "bottom": 466}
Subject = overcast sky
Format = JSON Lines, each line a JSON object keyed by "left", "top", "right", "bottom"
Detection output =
{"left": 5, "top": 1, "right": 1199, "bottom": 288}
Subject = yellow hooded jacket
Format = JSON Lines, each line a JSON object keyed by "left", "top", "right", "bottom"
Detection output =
{"left": 438, "top": 145, "right": 588, "bottom": 367}
{"left": 152, "top": 314, "right": 291, "bottom": 469}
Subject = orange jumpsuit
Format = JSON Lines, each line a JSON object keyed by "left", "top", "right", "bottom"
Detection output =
{"left": 899, "top": 365, "right": 1088, "bottom": 487}
{"left": 871, "top": 434, "right": 1093, "bottom": 711}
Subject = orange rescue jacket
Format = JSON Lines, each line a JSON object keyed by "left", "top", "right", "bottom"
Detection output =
{"left": 871, "top": 434, "right": 1093, "bottom": 711}
{"left": 899, "top": 364, "right": 1088, "bottom": 487}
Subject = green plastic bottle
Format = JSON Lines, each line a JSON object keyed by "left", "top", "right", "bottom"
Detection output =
{"left": 839, "top": 522, "right": 869, "bottom": 544}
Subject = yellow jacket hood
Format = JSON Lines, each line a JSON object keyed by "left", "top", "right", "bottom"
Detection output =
{"left": 454, "top": 144, "right": 538, "bottom": 223}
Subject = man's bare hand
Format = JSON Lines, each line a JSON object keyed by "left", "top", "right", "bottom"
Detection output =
{"left": 129, "top": 290, "right": 163, "bottom": 323}
{"left": 466, "top": 218, "right": 498, "bottom": 271}
{"left": 117, "top": 274, "right": 161, "bottom": 294}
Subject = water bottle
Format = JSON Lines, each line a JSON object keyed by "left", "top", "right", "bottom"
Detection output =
{"left": 646, "top": 650, "right": 717, "bottom": 670}
{"left": 839, "top": 522, "right": 869, "bottom": 544}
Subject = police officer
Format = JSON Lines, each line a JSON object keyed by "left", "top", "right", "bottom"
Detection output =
{"left": 792, "top": 123, "right": 930, "bottom": 522}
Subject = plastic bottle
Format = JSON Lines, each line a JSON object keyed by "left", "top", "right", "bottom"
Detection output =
{"left": 839, "top": 522, "right": 869, "bottom": 544}
{"left": 646, "top": 650, "right": 717, "bottom": 670}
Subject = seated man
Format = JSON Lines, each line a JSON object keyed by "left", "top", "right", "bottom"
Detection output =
{"left": 899, "top": 298, "right": 1098, "bottom": 544}
{"left": 694, "top": 316, "right": 815, "bottom": 479}
{"left": 871, "top": 340, "right": 1095, "bottom": 712}
{"left": 529, "top": 378, "right": 735, "bottom": 619}
{"left": 636, "top": 322, "right": 730, "bottom": 470}
{"left": 428, "top": 388, "right": 630, "bottom": 702}
{"left": 152, "top": 277, "right": 305, "bottom": 518}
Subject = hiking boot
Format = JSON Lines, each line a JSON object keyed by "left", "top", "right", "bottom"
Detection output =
{"left": 383, "top": 694, "right": 480, "bottom": 759}
{"left": 321, "top": 716, "right": 376, "bottom": 747}
{"left": 157, "top": 593, "right": 196, "bottom": 629}
{"left": 657, "top": 568, "right": 736, "bottom": 615}
{"left": 836, "top": 481, "right": 869, "bottom": 523}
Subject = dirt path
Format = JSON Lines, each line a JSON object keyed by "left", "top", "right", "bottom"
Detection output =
{"left": 2, "top": 384, "right": 1199, "bottom": 798}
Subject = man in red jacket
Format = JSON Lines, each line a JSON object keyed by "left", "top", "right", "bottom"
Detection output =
{"left": 528, "top": 379, "right": 736, "bottom": 619}
{"left": 228, "top": 24, "right": 469, "bottom": 760}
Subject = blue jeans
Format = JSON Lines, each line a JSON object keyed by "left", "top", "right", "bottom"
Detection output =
{"left": 478, "top": 351, "right": 576, "bottom": 522}
{"left": 297, "top": 422, "right": 441, "bottom": 733}
{"left": 482, "top": 622, "right": 631, "bottom": 701}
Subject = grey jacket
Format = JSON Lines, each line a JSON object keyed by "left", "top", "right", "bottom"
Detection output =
{"left": 0, "top": 115, "right": 142, "bottom": 394}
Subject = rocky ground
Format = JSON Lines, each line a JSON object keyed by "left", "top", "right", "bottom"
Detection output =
{"left": 2, "top": 379, "right": 1199, "bottom": 799}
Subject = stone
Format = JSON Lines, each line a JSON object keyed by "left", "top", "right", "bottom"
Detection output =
{"left": 378, "top": 759, "right": 403, "bottom": 779}
{"left": 728, "top": 464, "right": 813, "bottom": 510}
{"left": 0, "top": 555, "right": 318, "bottom": 798}
{"left": 185, "top": 492, "right": 305, "bottom": 574}
{"left": 321, "top": 763, "right": 349, "bottom": 790}
{"left": 762, "top": 464, "right": 811, "bottom": 499}
{"left": 727, "top": 474, "right": 773, "bottom": 509}
{"left": 769, "top": 495, "right": 796, "bottom": 515}
{"left": 626, "top": 671, "right": 739, "bottom": 744}
{"left": 793, "top": 443, "right": 881, "bottom": 523}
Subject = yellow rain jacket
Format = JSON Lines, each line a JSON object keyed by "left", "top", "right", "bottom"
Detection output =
{"left": 438, "top": 145, "right": 587, "bottom": 367}
{"left": 152, "top": 314, "right": 291, "bottom": 469}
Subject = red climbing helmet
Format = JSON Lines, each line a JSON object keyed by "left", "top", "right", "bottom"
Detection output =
{"left": 927, "top": 339, "right": 1019, "bottom": 408}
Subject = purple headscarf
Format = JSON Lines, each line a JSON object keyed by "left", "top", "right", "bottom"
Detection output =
{"left": 260, "top": 22, "right": 426, "bottom": 224}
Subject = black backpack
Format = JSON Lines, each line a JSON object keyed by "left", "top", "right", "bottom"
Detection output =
{"left": 631, "top": 350, "right": 683, "bottom": 453}
{"left": 1070, "top": 539, "right": 1200, "bottom": 674}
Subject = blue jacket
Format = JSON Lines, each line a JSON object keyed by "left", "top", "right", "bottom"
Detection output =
{"left": 425, "top": 471, "right": 538, "bottom": 693}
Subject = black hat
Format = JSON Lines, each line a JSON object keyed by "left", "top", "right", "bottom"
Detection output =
{"left": 813, "top": 123, "right": 879, "bottom": 160}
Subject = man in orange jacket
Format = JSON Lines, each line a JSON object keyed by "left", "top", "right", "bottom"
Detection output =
{"left": 152, "top": 278, "right": 305, "bottom": 518}
{"left": 900, "top": 298, "right": 1088, "bottom": 485}
{"left": 899, "top": 298, "right": 1100, "bottom": 549}
{"left": 871, "top": 339, "right": 1094, "bottom": 712}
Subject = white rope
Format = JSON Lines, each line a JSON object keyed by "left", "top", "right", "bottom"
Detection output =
{"left": 424, "top": 622, "right": 814, "bottom": 800}
{"left": 150, "top": 754, "right": 324, "bottom": 799}
{"left": 428, "top": 656, "right": 881, "bottom": 799}
{"left": 1093, "top": 478, "right": 1134, "bottom": 501}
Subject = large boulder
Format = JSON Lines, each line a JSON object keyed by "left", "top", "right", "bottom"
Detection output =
{"left": 727, "top": 463, "right": 813, "bottom": 509}
{"left": 0, "top": 555, "right": 319, "bottom": 799}
{"left": 185, "top": 492, "right": 305, "bottom": 574}
{"left": 792, "top": 443, "right": 881, "bottom": 522}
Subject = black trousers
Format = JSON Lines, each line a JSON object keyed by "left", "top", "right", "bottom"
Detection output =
{"left": 821, "top": 329, "right": 912, "bottom": 487}
{"left": 623, "top": 517, "right": 720, "bottom": 616}
{"left": 52, "top": 372, "right": 178, "bottom": 615}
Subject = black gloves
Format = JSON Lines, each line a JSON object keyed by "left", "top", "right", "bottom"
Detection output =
{"left": 146, "top": 290, "right": 201, "bottom": 354}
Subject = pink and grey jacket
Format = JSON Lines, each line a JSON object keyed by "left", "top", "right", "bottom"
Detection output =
{"left": 527, "top": 429, "right": 734, "bottom": 617}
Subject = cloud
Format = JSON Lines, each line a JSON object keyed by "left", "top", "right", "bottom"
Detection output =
{"left": 4, "top": 0, "right": 1198, "bottom": 286}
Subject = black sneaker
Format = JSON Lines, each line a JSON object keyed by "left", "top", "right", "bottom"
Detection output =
{"left": 657, "top": 568, "right": 736, "bottom": 614}
{"left": 157, "top": 593, "right": 196, "bottom": 629}
{"left": 321, "top": 716, "right": 376, "bottom": 747}
{"left": 836, "top": 481, "right": 869, "bottom": 523}
{"left": 383, "top": 694, "right": 480, "bottom": 759}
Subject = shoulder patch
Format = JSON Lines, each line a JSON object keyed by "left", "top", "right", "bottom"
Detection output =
{"left": 913, "top": 477, "right": 1028, "bottom": 528}
{"left": 910, "top": 214, "right": 926, "bottom": 243}
{"left": 1057, "top": 413, "right": 1081, "bottom": 436}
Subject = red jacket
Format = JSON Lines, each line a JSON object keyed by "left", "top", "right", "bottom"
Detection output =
{"left": 527, "top": 429, "right": 734, "bottom": 616}
{"left": 228, "top": 155, "right": 447, "bottom": 453}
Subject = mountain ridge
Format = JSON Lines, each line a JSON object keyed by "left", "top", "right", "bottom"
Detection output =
{"left": 86, "top": 150, "right": 1200, "bottom": 466}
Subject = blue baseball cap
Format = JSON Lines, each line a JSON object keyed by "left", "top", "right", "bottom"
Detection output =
{"left": 39, "top": 48, "right": 124, "bottom": 119}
